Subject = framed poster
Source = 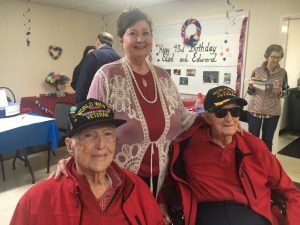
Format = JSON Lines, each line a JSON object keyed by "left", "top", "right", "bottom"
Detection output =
{"left": 152, "top": 11, "right": 249, "bottom": 96}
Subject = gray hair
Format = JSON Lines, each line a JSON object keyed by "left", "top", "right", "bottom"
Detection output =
{"left": 264, "top": 44, "right": 284, "bottom": 59}
{"left": 97, "top": 32, "right": 114, "bottom": 47}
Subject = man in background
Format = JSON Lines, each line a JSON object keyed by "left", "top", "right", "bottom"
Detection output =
{"left": 75, "top": 32, "right": 120, "bottom": 103}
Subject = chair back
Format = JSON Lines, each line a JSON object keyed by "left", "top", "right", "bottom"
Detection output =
{"left": 53, "top": 103, "right": 73, "bottom": 138}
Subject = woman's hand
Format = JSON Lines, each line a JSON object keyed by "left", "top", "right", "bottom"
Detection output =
{"left": 237, "top": 122, "right": 245, "bottom": 136}
{"left": 272, "top": 87, "right": 282, "bottom": 95}
{"left": 159, "top": 203, "right": 172, "bottom": 225}
{"left": 48, "top": 157, "right": 70, "bottom": 180}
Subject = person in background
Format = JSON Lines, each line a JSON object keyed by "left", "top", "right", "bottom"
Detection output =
{"left": 75, "top": 32, "right": 120, "bottom": 103}
{"left": 71, "top": 45, "right": 95, "bottom": 91}
{"left": 52, "top": 9, "right": 196, "bottom": 210}
{"left": 247, "top": 44, "right": 289, "bottom": 151}
{"left": 10, "top": 98, "right": 165, "bottom": 225}
{"left": 159, "top": 86, "right": 300, "bottom": 225}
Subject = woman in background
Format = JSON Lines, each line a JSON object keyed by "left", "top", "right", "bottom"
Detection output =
{"left": 247, "top": 44, "right": 289, "bottom": 151}
{"left": 71, "top": 45, "right": 95, "bottom": 90}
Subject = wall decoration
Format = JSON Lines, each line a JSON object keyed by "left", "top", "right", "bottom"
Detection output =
{"left": 225, "top": 0, "right": 236, "bottom": 34}
{"left": 223, "top": 73, "right": 232, "bottom": 84}
{"left": 152, "top": 11, "right": 248, "bottom": 95}
{"left": 23, "top": 0, "right": 31, "bottom": 46}
{"left": 235, "top": 16, "right": 248, "bottom": 96}
{"left": 179, "top": 77, "right": 188, "bottom": 85}
{"left": 48, "top": 45, "right": 63, "bottom": 60}
{"left": 181, "top": 19, "right": 202, "bottom": 46}
{"left": 174, "top": 69, "right": 181, "bottom": 75}
{"left": 203, "top": 71, "right": 219, "bottom": 83}
{"left": 166, "top": 69, "right": 171, "bottom": 75}
{"left": 186, "top": 69, "right": 196, "bottom": 76}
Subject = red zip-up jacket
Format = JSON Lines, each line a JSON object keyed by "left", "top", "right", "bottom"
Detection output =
{"left": 10, "top": 159, "right": 164, "bottom": 225}
{"left": 164, "top": 117, "right": 300, "bottom": 225}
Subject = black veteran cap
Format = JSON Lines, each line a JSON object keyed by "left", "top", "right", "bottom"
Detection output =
{"left": 67, "top": 98, "right": 126, "bottom": 137}
{"left": 204, "top": 86, "right": 247, "bottom": 111}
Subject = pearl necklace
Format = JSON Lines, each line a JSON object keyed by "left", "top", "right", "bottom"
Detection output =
{"left": 125, "top": 60, "right": 158, "bottom": 104}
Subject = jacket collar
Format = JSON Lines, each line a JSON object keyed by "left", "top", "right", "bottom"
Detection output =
{"left": 65, "top": 158, "right": 135, "bottom": 201}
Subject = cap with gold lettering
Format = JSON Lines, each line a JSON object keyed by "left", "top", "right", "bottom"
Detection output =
{"left": 204, "top": 86, "right": 247, "bottom": 111}
{"left": 67, "top": 98, "right": 126, "bottom": 137}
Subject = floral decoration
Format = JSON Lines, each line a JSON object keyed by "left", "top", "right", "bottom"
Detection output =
{"left": 45, "top": 72, "right": 70, "bottom": 87}
{"left": 181, "top": 18, "right": 201, "bottom": 46}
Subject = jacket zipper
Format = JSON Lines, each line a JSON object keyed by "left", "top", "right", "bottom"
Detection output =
{"left": 75, "top": 187, "right": 83, "bottom": 225}
{"left": 134, "top": 215, "right": 142, "bottom": 225}
{"left": 242, "top": 167, "right": 257, "bottom": 199}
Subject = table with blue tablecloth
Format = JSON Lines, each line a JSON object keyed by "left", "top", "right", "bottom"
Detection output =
{"left": 0, "top": 114, "right": 60, "bottom": 183}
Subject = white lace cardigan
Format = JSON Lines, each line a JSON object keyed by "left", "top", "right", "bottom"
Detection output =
{"left": 87, "top": 58, "right": 196, "bottom": 194}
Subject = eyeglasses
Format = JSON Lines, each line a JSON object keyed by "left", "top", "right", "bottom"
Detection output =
{"left": 209, "top": 106, "right": 243, "bottom": 118}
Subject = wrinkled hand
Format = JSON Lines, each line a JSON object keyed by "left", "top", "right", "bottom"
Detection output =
{"left": 159, "top": 203, "right": 172, "bottom": 225}
{"left": 47, "top": 157, "right": 70, "bottom": 180}
{"left": 237, "top": 122, "right": 245, "bottom": 136}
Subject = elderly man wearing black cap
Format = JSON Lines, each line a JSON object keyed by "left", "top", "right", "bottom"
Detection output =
{"left": 10, "top": 99, "right": 164, "bottom": 225}
{"left": 159, "top": 86, "right": 300, "bottom": 225}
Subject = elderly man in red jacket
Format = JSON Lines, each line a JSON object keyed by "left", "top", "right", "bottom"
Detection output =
{"left": 10, "top": 98, "right": 164, "bottom": 225}
{"left": 159, "top": 86, "right": 300, "bottom": 225}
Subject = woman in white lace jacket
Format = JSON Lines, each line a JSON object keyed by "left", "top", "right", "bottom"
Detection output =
{"left": 87, "top": 9, "right": 196, "bottom": 196}
{"left": 88, "top": 57, "right": 195, "bottom": 195}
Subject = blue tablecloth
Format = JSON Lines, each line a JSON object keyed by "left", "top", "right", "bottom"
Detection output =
{"left": 0, "top": 114, "right": 59, "bottom": 154}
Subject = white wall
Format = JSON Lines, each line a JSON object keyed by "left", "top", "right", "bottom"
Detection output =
{"left": 0, "top": 0, "right": 104, "bottom": 100}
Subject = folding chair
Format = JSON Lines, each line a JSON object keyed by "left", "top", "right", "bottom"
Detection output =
{"left": 49, "top": 102, "right": 74, "bottom": 173}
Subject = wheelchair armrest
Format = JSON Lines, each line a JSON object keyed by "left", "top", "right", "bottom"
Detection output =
{"left": 271, "top": 190, "right": 286, "bottom": 216}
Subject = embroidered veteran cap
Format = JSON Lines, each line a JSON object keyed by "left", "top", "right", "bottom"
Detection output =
{"left": 204, "top": 86, "right": 247, "bottom": 111}
{"left": 67, "top": 98, "right": 126, "bottom": 137}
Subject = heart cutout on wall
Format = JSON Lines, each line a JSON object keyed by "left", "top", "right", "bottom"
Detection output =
{"left": 48, "top": 45, "right": 62, "bottom": 60}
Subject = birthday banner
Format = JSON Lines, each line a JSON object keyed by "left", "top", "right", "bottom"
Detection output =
{"left": 152, "top": 12, "right": 249, "bottom": 96}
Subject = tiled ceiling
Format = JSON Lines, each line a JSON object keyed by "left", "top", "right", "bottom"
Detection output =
{"left": 28, "top": 0, "right": 184, "bottom": 15}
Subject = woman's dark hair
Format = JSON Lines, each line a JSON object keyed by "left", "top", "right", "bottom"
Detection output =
{"left": 116, "top": 8, "right": 152, "bottom": 38}
{"left": 82, "top": 45, "right": 95, "bottom": 58}
{"left": 264, "top": 44, "right": 284, "bottom": 59}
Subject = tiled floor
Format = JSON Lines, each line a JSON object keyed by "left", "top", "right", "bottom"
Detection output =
{"left": 276, "top": 131, "right": 300, "bottom": 183}
{"left": 0, "top": 132, "right": 300, "bottom": 225}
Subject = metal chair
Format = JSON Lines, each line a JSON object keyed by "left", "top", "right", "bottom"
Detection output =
{"left": 53, "top": 102, "right": 73, "bottom": 139}
{"left": 47, "top": 102, "right": 73, "bottom": 173}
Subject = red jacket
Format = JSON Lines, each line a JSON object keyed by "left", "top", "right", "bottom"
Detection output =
{"left": 10, "top": 159, "right": 164, "bottom": 225}
{"left": 164, "top": 117, "right": 300, "bottom": 225}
